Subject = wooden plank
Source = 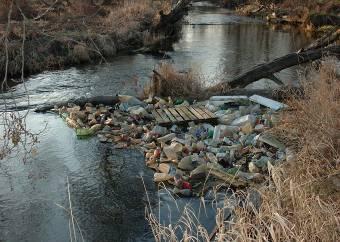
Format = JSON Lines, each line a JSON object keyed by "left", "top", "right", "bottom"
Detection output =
{"left": 156, "top": 109, "right": 170, "bottom": 123}
{"left": 188, "top": 107, "right": 205, "bottom": 120}
{"left": 193, "top": 107, "right": 210, "bottom": 119}
{"left": 153, "top": 106, "right": 216, "bottom": 125}
{"left": 202, "top": 108, "right": 216, "bottom": 118}
{"left": 180, "top": 106, "right": 197, "bottom": 120}
{"left": 163, "top": 109, "right": 177, "bottom": 122}
{"left": 168, "top": 108, "right": 184, "bottom": 122}
{"left": 195, "top": 107, "right": 215, "bottom": 119}
{"left": 152, "top": 110, "right": 164, "bottom": 123}
{"left": 175, "top": 107, "right": 191, "bottom": 121}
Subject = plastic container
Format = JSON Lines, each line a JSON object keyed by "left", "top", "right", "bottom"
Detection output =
{"left": 76, "top": 128, "right": 94, "bottom": 137}
{"left": 213, "top": 125, "right": 241, "bottom": 141}
{"left": 231, "top": 114, "right": 256, "bottom": 127}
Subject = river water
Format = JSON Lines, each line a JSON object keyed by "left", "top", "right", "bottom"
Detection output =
{"left": 0, "top": 2, "right": 312, "bottom": 242}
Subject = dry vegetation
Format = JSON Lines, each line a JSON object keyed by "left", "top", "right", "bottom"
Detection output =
{"left": 223, "top": 61, "right": 340, "bottom": 241}
{"left": 148, "top": 58, "right": 340, "bottom": 241}
{"left": 223, "top": 58, "right": 340, "bottom": 241}
{"left": 104, "top": 0, "right": 171, "bottom": 36}
{"left": 236, "top": 0, "right": 339, "bottom": 30}
{"left": 0, "top": 0, "right": 171, "bottom": 38}
{"left": 0, "top": 0, "right": 173, "bottom": 79}
{"left": 278, "top": 0, "right": 339, "bottom": 14}
{"left": 145, "top": 62, "right": 205, "bottom": 100}
{"left": 249, "top": 0, "right": 339, "bottom": 12}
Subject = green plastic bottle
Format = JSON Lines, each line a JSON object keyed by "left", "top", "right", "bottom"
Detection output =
{"left": 76, "top": 128, "right": 94, "bottom": 138}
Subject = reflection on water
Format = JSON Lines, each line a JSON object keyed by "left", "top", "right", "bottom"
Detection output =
{"left": 170, "top": 4, "right": 311, "bottom": 87}
{"left": 0, "top": 113, "right": 156, "bottom": 241}
{"left": 0, "top": 2, "right": 313, "bottom": 242}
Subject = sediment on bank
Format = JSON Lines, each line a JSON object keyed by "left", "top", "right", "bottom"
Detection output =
{"left": 0, "top": 0, "right": 188, "bottom": 82}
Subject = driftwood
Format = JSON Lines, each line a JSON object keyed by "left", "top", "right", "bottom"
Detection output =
{"left": 213, "top": 45, "right": 340, "bottom": 89}
{"left": 305, "top": 28, "right": 340, "bottom": 51}
{"left": 35, "top": 95, "right": 119, "bottom": 112}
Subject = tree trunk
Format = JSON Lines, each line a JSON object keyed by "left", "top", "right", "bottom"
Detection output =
{"left": 153, "top": 0, "right": 191, "bottom": 32}
{"left": 214, "top": 45, "right": 340, "bottom": 89}
{"left": 35, "top": 95, "right": 119, "bottom": 112}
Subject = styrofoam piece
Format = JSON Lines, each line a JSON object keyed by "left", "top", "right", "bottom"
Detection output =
{"left": 249, "top": 95, "right": 288, "bottom": 111}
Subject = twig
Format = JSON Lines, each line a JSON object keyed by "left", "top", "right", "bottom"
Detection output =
{"left": 67, "top": 176, "right": 77, "bottom": 242}
{"left": 1, "top": 0, "right": 13, "bottom": 91}
{"left": 34, "top": 0, "right": 60, "bottom": 20}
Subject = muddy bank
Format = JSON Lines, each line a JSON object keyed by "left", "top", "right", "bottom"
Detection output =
{"left": 0, "top": 0, "right": 189, "bottom": 82}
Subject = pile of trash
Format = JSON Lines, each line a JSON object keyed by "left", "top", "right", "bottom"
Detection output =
{"left": 52, "top": 94, "right": 291, "bottom": 194}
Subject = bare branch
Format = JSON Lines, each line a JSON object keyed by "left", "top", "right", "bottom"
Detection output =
{"left": 1, "top": 0, "right": 13, "bottom": 91}
{"left": 34, "top": 0, "right": 59, "bottom": 20}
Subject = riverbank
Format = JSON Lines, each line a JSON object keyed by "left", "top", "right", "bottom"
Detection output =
{"left": 229, "top": 0, "right": 339, "bottom": 34}
{"left": 0, "top": 0, "right": 188, "bottom": 82}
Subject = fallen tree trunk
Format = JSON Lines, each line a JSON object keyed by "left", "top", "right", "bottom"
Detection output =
{"left": 153, "top": 0, "right": 191, "bottom": 32}
{"left": 35, "top": 95, "right": 119, "bottom": 112}
{"left": 305, "top": 28, "right": 340, "bottom": 51}
{"left": 214, "top": 45, "right": 340, "bottom": 89}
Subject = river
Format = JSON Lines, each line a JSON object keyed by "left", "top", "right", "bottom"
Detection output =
{"left": 0, "top": 2, "right": 312, "bottom": 242}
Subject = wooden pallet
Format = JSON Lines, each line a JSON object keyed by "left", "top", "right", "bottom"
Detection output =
{"left": 151, "top": 106, "right": 217, "bottom": 125}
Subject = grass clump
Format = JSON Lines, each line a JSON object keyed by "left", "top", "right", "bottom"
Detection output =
{"left": 104, "top": 0, "right": 171, "bottom": 36}
{"left": 147, "top": 62, "right": 205, "bottom": 100}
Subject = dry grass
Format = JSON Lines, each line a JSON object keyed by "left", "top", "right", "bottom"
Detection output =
{"left": 220, "top": 58, "right": 340, "bottom": 241}
{"left": 104, "top": 0, "right": 172, "bottom": 36}
{"left": 147, "top": 58, "right": 340, "bottom": 241}
{"left": 146, "top": 62, "right": 205, "bottom": 100}
{"left": 249, "top": 0, "right": 339, "bottom": 12}
{"left": 0, "top": 0, "right": 174, "bottom": 78}
{"left": 0, "top": 0, "right": 172, "bottom": 34}
{"left": 241, "top": 0, "right": 339, "bottom": 20}
{"left": 279, "top": 0, "right": 339, "bottom": 14}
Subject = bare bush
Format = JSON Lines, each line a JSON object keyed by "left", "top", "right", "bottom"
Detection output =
{"left": 1, "top": 0, "right": 41, "bottom": 162}
{"left": 104, "top": 0, "right": 171, "bottom": 35}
